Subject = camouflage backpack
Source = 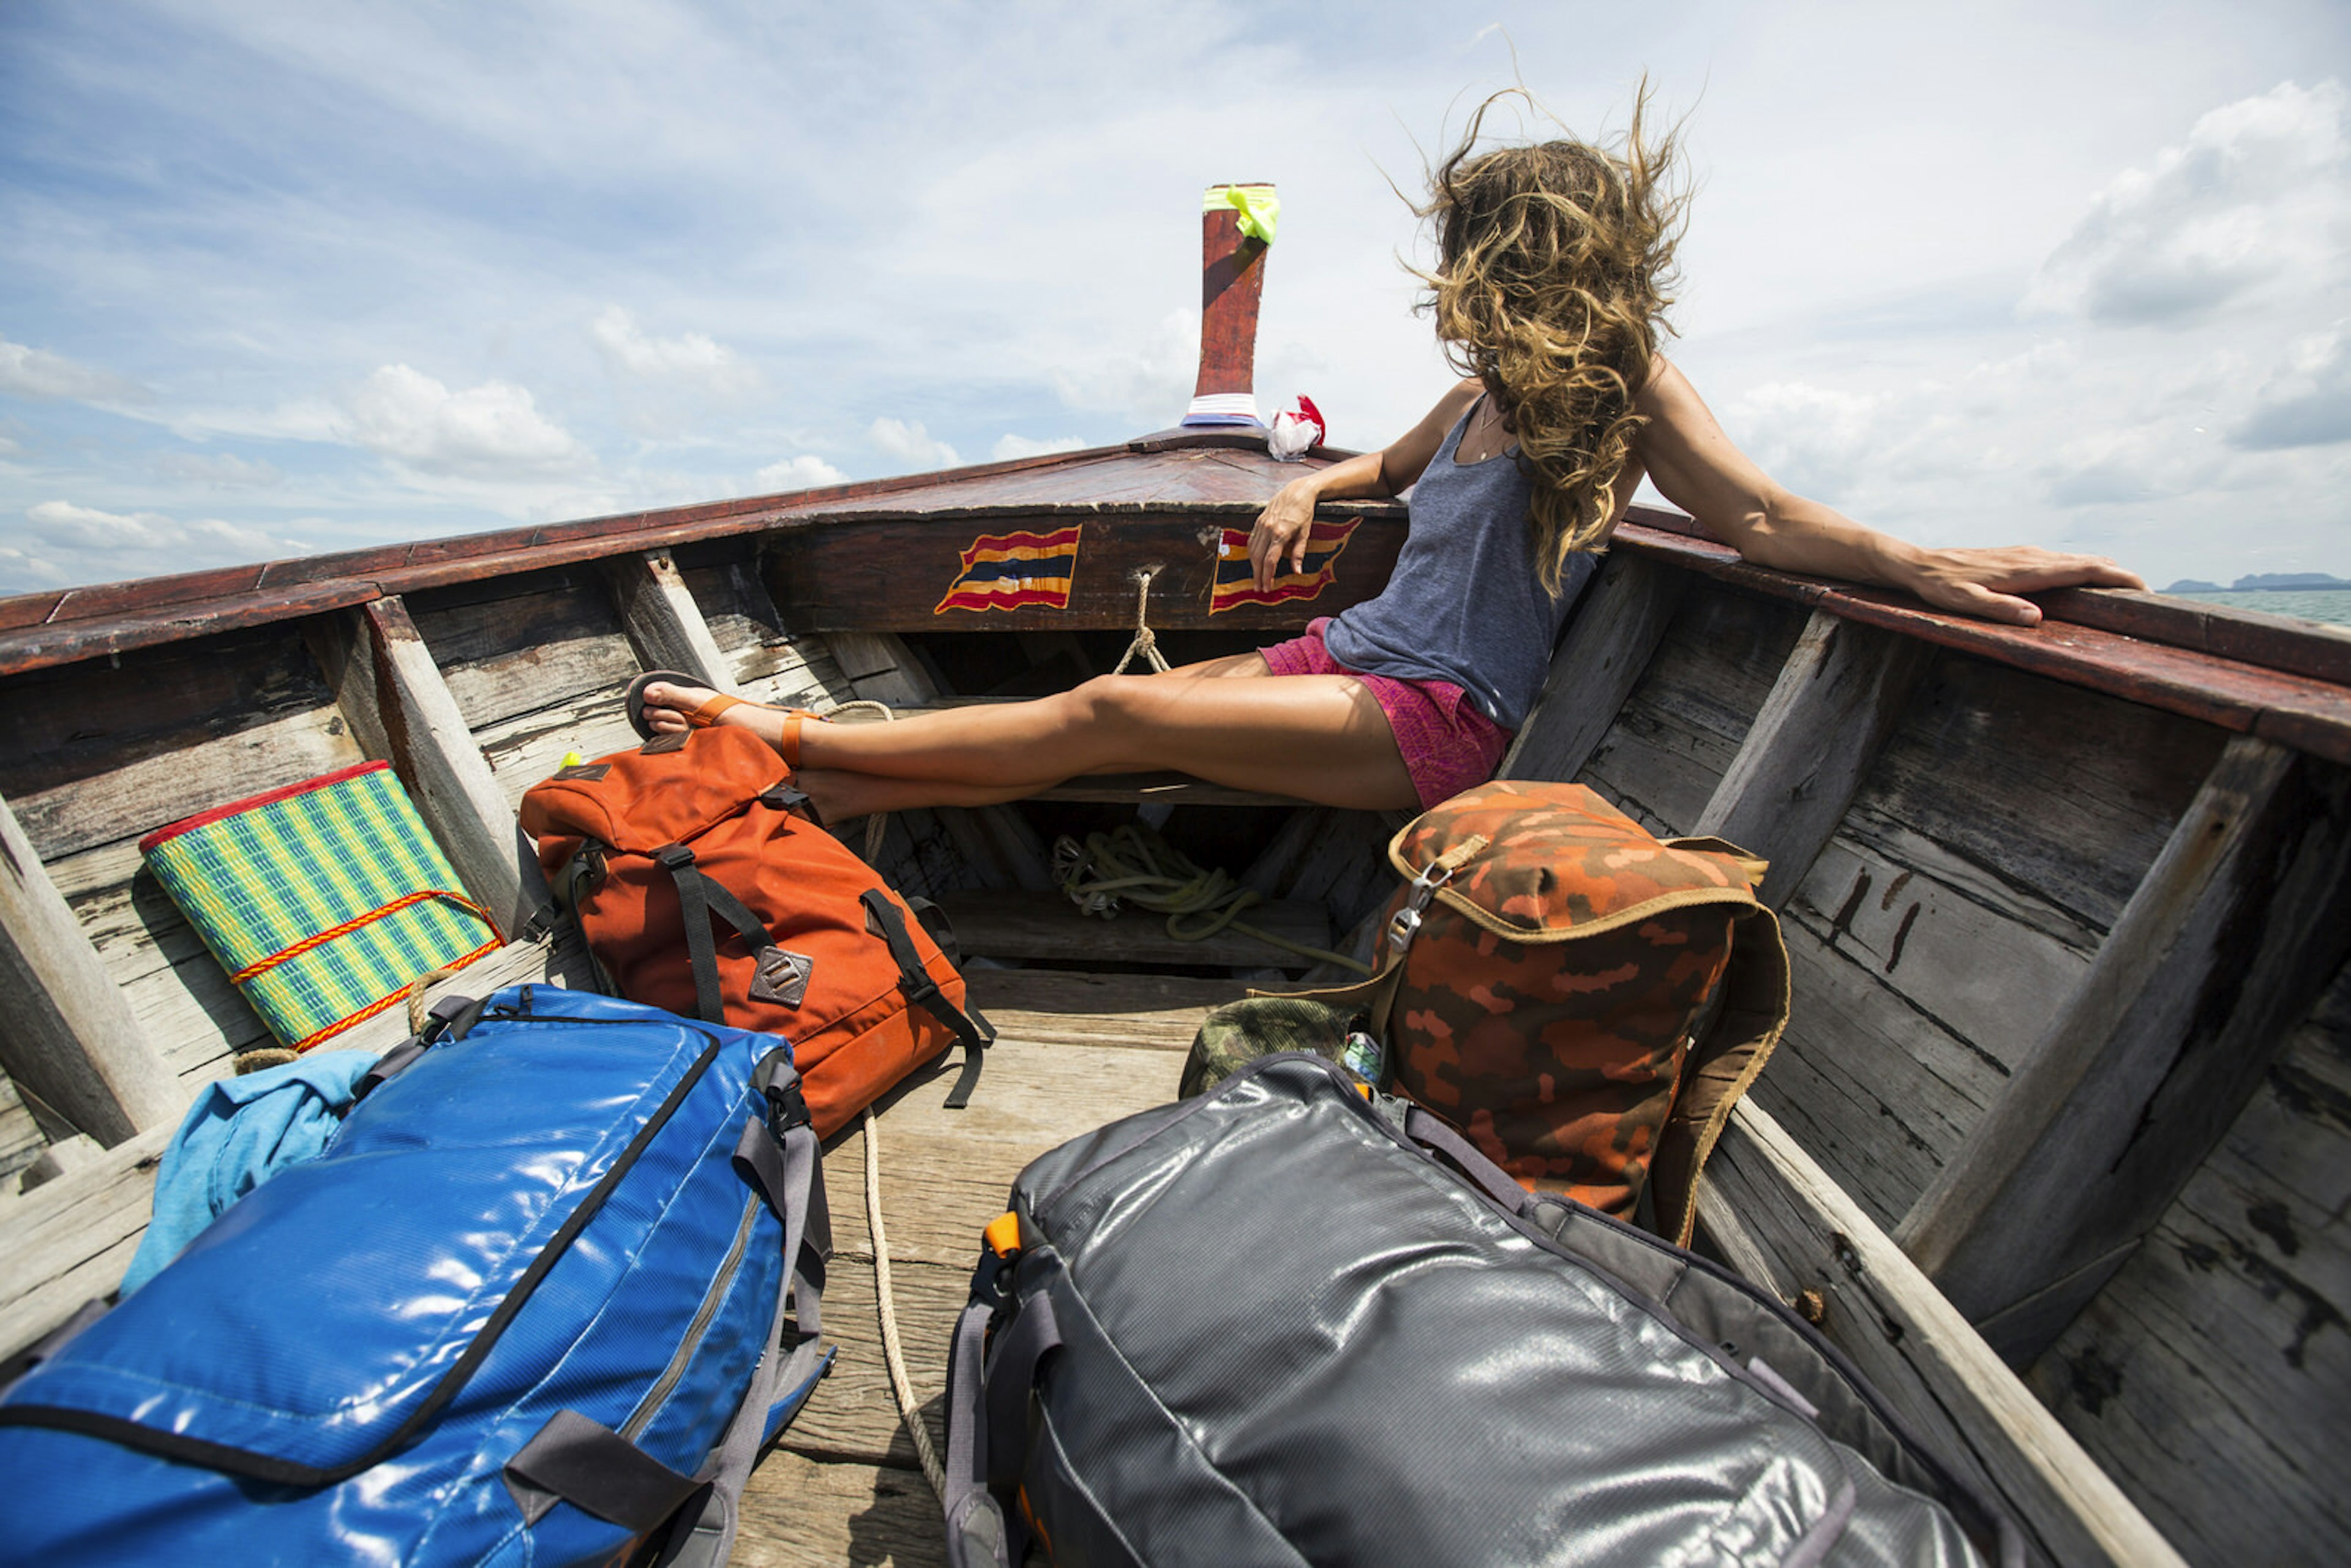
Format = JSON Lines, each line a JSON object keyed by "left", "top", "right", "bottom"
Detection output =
{"left": 1184, "top": 781, "right": 1789, "bottom": 1245}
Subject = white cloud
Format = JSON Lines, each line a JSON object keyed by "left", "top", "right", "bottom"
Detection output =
{"left": 2027, "top": 80, "right": 2350, "bottom": 327}
{"left": 343, "top": 364, "right": 588, "bottom": 477}
{"left": 152, "top": 451, "right": 284, "bottom": 488}
{"left": 754, "top": 454, "right": 847, "bottom": 490}
{"left": 19, "top": 500, "right": 314, "bottom": 572}
{"left": 2234, "top": 322, "right": 2351, "bottom": 451}
{"left": 27, "top": 500, "right": 171, "bottom": 548}
{"left": 1048, "top": 309, "right": 1200, "bottom": 429}
{"left": 868, "top": 416, "right": 959, "bottom": 470}
{"left": 992, "top": 433, "right": 1087, "bottom": 462}
{"left": 590, "top": 306, "right": 756, "bottom": 395}
{"left": 0, "top": 339, "right": 148, "bottom": 403}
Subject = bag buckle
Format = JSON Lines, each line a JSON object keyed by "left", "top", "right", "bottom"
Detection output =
{"left": 763, "top": 1079, "right": 812, "bottom": 1136}
{"left": 970, "top": 1212, "right": 1022, "bottom": 1311}
{"left": 1384, "top": 857, "right": 1459, "bottom": 962}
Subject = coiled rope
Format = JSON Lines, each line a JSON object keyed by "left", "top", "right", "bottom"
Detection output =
{"left": 1052, "top": 825, "right": 1372, "bottom": 975}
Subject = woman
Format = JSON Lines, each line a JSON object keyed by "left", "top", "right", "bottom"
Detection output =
{"left": 642, "top": 99, "right": 2141, "bottom": 819}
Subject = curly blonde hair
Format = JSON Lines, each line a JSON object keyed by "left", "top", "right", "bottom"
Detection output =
{"left": 1415, "top": 87, "right": 1686, "bottom": 594}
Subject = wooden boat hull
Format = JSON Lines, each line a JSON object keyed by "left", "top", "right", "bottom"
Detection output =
{"left": 0, "top": 437, "right": 2344, "bottom": 1566}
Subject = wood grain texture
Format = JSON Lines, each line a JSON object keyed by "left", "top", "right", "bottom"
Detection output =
{"left": 1193, "top": 203, "right": 1265, "bottom": 400}
{"left": 1694, "top": 612, "right": 1933, "bottom": 908}
{"left": 0, "top": 625, "right": 367, "bottom": 865}
{"left": 1612, "top": 524, "right": 2351, "bottom": 767}
{"left": 407, "top": 567, "right": 642, "bottom": 733}
{"left": 1569, "top": 584, "right": 1810, "bottom": 835}
{"left": 1499, "top": 552, "right": 1687, "bottom": 786}
{"left": 305, "top": 597, "right": 548, "bottom": 939}
{"left": 1750, "top": 832, "right": 2096, "bottom": 1226}
{"left": 602, "top": 549, "right": 737, "bottom": 692}
{"left": 0, "top": 790, "right": 184, "bottom": 1144}
{"left": 0, "top": 1120, "right": 170, "bottom": 1359}
{"left": 1697, "top": 1100, "right": 2187, "bottom": 1568}
{"left": 764, "top": 510, "right": 1403, "bottom": 634}
{"left": 0, "top": 1075, "right": 47, "bottom": 1188}
{"left": 1905, "top": 739, "right": 2351, "bottom": 1335}
{"left": 733, "top": 1449, "right": 945, "bottom": 1568}
{"left": 939, "top": 889, "right": 1332, "bottom": 970}
{"left": 1898, "top": 736, "right": 2285, "bottom": 1266}
{"left": 2025, "top": 959, "right": 2351, "bottom": 1566}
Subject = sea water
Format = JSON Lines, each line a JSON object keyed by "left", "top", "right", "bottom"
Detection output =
{"left": 2170, "top": 589, "right": 2351, "bottom": 629}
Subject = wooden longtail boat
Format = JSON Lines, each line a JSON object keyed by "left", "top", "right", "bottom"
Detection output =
{"left": 1, "top": 194, "right": 2345, "bottom": 1568}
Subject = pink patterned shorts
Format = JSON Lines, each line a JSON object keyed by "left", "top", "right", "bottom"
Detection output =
{"left": 1258, "top": 618, "right": 1514, "bottom": 810}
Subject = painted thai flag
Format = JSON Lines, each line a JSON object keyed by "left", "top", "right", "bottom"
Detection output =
{"left": 933, "top": 525, "right": 1084, "bottom": 614}
{"left": 1210, "top": 517, "right": 1360, "bottom": 612}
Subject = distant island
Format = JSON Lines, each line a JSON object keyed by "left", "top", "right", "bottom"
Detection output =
{"left": 2164, "top": 572, "right": 2351, "bottom": 593}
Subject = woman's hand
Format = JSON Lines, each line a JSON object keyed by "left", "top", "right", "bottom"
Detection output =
{"left": 1250, "top": 478, "right": 1322, "bottom": 590}
{"left": 1892, "top": 546, "right": 2145, "bottom": 627}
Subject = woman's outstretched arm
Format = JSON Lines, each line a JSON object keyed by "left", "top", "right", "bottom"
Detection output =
{"left": 1250, "top": 380, "right": 1483, "bottom": 588}
{"left": 1633, "top": 359, "right": 2144, "bottom": 625}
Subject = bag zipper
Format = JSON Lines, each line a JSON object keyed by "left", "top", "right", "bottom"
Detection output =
{"left": 621, "top": 1190, "right": 763, "bottom": 1442}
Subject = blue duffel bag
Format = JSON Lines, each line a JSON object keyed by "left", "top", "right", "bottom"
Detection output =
{"left": 0, "top": 984, "right": 831, "bottom": 1566}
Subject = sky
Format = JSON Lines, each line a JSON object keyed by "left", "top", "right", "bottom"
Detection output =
{"left": 1, "top": 1, "right": 2347, "bottom": 596}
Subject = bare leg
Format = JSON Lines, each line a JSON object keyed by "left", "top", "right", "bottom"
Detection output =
{"left": 636, "top": 661, "right": 1416, "bottom": 816}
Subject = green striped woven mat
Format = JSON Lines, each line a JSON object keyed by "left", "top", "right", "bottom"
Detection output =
{"left": 141, "top": 762, "right": 500, "bottom": 1052}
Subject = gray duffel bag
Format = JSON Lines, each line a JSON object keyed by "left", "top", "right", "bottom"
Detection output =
{"left": 942, "top": 1052, "right": 2020, "bottom": 1567}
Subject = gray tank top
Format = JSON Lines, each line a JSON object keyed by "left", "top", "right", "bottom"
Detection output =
{"left": 1322, "top": 401, "right": 1597, "bottom": 729}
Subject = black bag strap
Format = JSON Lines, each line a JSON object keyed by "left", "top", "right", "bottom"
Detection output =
{"left": 657, "top": 844, "right": 780, "bottom": 1026}
{"left": 859, "top": 888, "right": 992, "bottom": 1110}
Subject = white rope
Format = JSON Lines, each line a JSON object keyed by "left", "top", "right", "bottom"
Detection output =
{"left": 1109, "top": 569, "right": 1172, "bottom": 676}
{"left": 865, "top": 1105, "right": 948, "bottom": 1499}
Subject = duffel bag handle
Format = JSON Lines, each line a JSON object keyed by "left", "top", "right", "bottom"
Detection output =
{"left": 1398, "top": 1101, "right": 1536, "bottom": 1213}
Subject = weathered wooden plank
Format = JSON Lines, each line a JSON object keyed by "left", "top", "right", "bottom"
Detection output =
{"left": 2036, "top": 586, "right": 2351, "bottom": 688}
{"left": 779, "top": 1253, "right": 964, "bottom": 1470}
{"left": 734, "top": 1449, "right": 945, "bottom": 1568}
{"left": 602, "top": 549, "right": 737, "bottom": 692}
{"left": 1747, "top": 831, "right": 2099, "bottom": 1226}
{"left": 963, "top": 967, "right": 1245, "bottom": 1050}
{"left": 407, "top": 567, "right": 643, "bottom": 732}
{"left": 1697, "top": 1100, "right": 2187, "bottom": 1568}
{"left": 823, "top": 1035, "right": 1186, "bottom": 1272}
{"left": 304, "top": 597, "right": 548, "bottom": 939}
{"left": 941, "top": 889, "right": 1332, "bottom": 970}
{"left": 2028, "top": 988, "right": 2351, "bottom": 1568}
{"left": 765, "top": 508, "right": 1406, "bottom": 634}
{"left": 0, "top": 622, "right": 368, "bottom": 865}
{"left": 1566, "top": 583, "right": 1809, "bottom": 836}
{"left": 0, "top": 1120, "right": 171, "bottom": 1359}
{"left": 0, "top": 791, "right": 184, "bottom": 1144}
{"left": 1854, "top": 656, "right": 2225, "bottom": 936}
{"left": 672, "top": 549, "right": 853, "bottom": 705}
{"left": 1500, "top": 552, "right": 1687, "bottom": 786}
{"left": 0, "top": 1075, "right": 47, "bottom": 1188}
{"left": 476, "top": 692, "right": 643, "bottom": 815}
{"left": 1693, "top": 610, "right": 1933, "bottom": 907}
{"left": 1611, "top": 523, "right": 2351, "bottom": 768}
{"left": 1901, "top": 738, "right": 2351, "bottom": 1335}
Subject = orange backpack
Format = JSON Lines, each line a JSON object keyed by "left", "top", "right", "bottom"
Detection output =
{"left": 519, "top": 725, "right": 989, "bottom": 1139}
